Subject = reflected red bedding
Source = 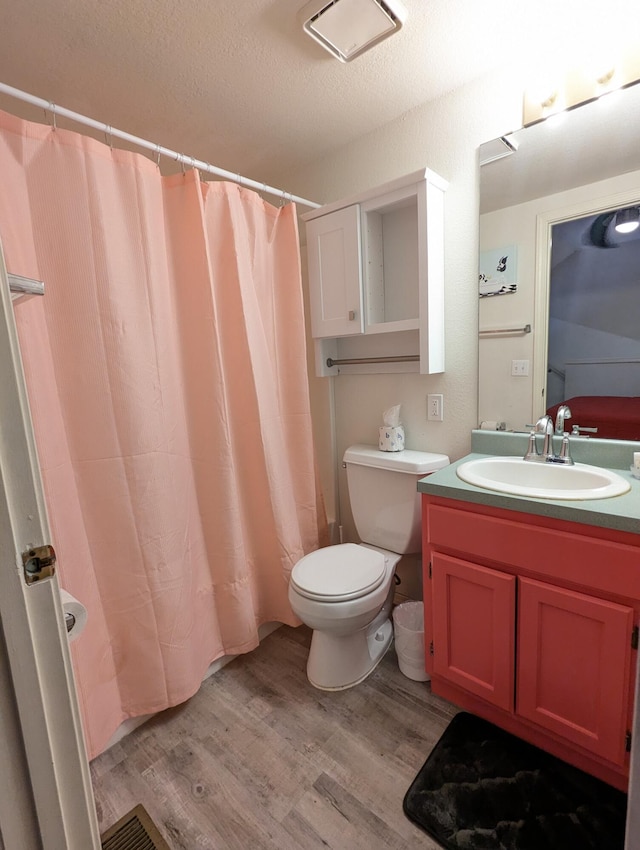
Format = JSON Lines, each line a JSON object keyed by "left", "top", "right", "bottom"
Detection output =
{"left": 547, "top": 397, "right": 640, "bottom": 441}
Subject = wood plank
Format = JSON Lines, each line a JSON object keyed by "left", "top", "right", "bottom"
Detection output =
{"left": 91, "top": 624, "right": 455, "bottom": 849}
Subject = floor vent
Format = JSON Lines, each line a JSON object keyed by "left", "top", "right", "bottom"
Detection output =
{"left": 101, "top": 804, "right": 171, "bottom": 850}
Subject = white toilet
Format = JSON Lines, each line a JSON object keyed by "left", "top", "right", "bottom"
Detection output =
{"left": 289, "top": 444, "right": 449, "bottom": 690}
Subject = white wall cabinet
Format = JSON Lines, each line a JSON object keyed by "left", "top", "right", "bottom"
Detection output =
{"left": 303, "top": 168, "right": 447, "bottom": 376}
{"left": 306, "top": 205, "right": 363, "bottom": 338}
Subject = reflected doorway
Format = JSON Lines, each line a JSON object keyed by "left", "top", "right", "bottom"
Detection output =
{"left": 546, "top": 206, "right": 640, "bottom": 439}
{"left": 546, "top": 207, "right": 640, "bottom": 440}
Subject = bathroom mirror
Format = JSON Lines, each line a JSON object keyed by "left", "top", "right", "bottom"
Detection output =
{"left": 478, "top": 83, "right": 640, "bottom": 439}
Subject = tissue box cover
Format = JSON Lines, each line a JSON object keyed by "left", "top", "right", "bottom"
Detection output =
{"left": 379, "top": 425, "right": 405, "bottom": 452}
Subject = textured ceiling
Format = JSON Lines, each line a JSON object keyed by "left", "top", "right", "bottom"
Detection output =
{"left": 1, "top": 1, "right": 640, "bottom": 190}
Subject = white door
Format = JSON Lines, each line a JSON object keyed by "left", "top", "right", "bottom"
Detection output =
{"left": 0, "top": 240, "right": 100, "bottom": 849}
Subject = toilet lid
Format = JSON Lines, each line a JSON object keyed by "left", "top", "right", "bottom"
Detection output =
{"left": 291, "top": 543, "right": 386, "bottom": 602}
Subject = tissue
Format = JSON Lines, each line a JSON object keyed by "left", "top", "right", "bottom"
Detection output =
{"left": 379, "top": 405, "right": 405, "bottom": 452}
{"left": 60, "top": 588, "right": 88, "bottom": 642}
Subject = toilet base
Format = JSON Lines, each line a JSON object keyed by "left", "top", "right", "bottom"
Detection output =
{"left": 306, "top": 616, "right": 394, "bottom": 691}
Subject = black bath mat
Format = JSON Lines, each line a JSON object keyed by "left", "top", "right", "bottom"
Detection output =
{"left": 403, "top": 712, "right": 627, "bottom": 850}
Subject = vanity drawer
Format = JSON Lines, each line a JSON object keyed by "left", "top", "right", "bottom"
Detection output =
{"left": 425, "top": 501, "right": 640, "bottom": 599}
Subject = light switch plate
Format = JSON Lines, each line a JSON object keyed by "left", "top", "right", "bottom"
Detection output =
{"left": 511, "top": 359, "right": 530, "bottom": 376}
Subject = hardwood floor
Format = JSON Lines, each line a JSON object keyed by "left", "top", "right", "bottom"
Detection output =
{"left": 91, "top": 624, "right": 458, "bottom": 849}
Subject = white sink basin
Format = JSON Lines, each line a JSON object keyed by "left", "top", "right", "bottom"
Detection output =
{"left": 456, "top": 456, "right": 631, "bottom": 500}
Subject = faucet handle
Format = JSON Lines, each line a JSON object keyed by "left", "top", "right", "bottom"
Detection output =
{"left": 523, "top": 431, "right": 539, "bottom": 461}
{"left": 571, "top": 424, "right": 598, "bottom": 436}
{"left": 558, "top": 434, "right": 574, "bottom": 464}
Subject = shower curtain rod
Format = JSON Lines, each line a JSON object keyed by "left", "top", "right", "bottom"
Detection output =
{"left": 0, "top": 82, "right": 321, "bottom": 210}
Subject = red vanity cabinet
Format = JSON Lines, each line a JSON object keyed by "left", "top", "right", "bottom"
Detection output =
{"left": 431, "top": 553, "right": 516, "bottom": 711}
{"left": 517, "top": 577, "right": 633, "bottom": 764}
{"left": 423, "top": 495, "right": 640, "bottom": 790}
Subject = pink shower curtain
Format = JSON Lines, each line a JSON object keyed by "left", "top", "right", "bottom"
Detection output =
{"left": 0, "top": 109, "right": 326, "bottom": 758}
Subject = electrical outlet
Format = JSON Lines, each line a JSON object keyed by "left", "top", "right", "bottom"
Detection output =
{"left": 511, "top": 359, "right": 530, "bottom": 377}
{"left": 427, "top": 393, "right": 444, "bottom": 421}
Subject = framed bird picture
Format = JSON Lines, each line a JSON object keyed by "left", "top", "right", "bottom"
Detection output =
{"left": 479, "top": 245, "right": 518, "bottom": 297}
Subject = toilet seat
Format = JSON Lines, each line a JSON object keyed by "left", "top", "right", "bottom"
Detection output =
{"left": 291, "top": 543, "right": 386, "bottom": 603}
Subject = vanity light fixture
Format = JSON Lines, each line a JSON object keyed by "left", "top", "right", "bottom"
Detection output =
{"left": 522, "top": 38, "right": 640, "bottom": 127}
{"left": 540, "top": 90, "right": 559, "bottom": 110}
{"left": 299, "top": 0, "right": 408, "bottom": 62}
{"left": 614, "top": 207, "right": 640, "bottom": 234}
{"left": 595, "top": 66, "right": 616, "bottom": 89}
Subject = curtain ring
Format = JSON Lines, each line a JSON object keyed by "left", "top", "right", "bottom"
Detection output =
{"left": 104, "top": 125, "right": 113, "bottom": 150}
{"left": 45, "top": 102, "right": 57, "bottom": 130}
{"left": 155, "top": 144, "right": 162, "bottom": 168}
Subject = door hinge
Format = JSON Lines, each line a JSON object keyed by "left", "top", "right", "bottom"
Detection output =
{"left": 429, "top": 641, "right": 434, "bottom": 656}
{"left": 22, "top": 544, "right": 56, "bottom": 585}
{"left": 626, "top": 730, "right": 633, "bottom": 753}
{"left": 428, "top": 561, "right": 432, "bottom": 579}
{"left": 632, "top": 626, "right": 639, "bottom": 650}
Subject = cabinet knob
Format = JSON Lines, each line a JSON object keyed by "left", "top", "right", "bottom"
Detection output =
{"left": 348, "top": 310, "right": 356, "bottom": 321}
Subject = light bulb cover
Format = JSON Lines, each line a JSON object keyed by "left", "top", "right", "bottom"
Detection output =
{"left": 614, "top": 207, "right": 640, "bottom": 234}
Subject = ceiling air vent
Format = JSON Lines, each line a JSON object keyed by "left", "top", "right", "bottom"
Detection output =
{"left": 479, "top": 135, "right": 519, "bottom": 167}
{"left": 299, "top": 0, "right": 408, "bottom": 63}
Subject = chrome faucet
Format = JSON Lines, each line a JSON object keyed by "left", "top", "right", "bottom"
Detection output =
{"left": 524, "top": 415, "right": 553, "bottom": 461}
{"left": 523, "top": 414, "right": 574, "bottom": 464}
{"left": 555, "top": 404, "right": 572, "bottom": 435}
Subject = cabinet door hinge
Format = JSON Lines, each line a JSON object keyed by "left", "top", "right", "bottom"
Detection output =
{"left": 626, "top": 730, "right": 633, "bottom": 753}
{"left": 428, "top": 561, "right": 432, "bottom": 579}
{"left": 429, "top": 641, "right": 434, "bottom": 656}
{"left": 632, "top": 626, "right": 639, "bottom": 650}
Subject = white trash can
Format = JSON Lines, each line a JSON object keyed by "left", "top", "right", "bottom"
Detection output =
{"left": 392, "top": 600, "right": 429, "bottom": 682}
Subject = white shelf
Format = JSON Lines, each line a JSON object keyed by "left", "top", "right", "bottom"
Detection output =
{"left": 304, "top": 168, "right": 447, "bottom": 376}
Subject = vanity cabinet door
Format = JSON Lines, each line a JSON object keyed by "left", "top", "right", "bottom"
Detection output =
{"left": 431, "top": 553, "right": 516, "bottom": 711}
{"left": 306, "top": 205, "right": 364, "bottom": 338}
{"left": 517, "top": 577, "right": 634, "bottom": 765}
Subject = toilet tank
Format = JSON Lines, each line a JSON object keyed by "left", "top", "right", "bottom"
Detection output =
{"left": 343, "top": 444, "right": 449, "bottom": 554}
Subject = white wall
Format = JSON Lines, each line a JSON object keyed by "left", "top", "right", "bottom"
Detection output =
{"left": 278, "top": 70, "right": 524, "bottom": 540}
{"left": 479, "top": 167, "right": 640, "bottom": 431}
{"left": 478, "top": 199, "right": 539, "bottom": 429}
